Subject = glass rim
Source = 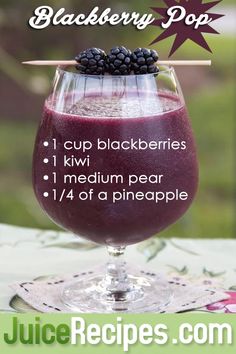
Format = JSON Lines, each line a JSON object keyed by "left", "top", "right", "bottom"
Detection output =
{"left": 56, "top": 65, "right": 175, "bottom": 79}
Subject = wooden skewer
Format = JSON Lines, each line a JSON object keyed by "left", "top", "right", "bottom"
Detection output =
{"left": 22, "top": 60, "right": 211, "bottom": 66}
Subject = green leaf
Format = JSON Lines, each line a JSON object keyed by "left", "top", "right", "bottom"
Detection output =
{"left": 9, "top": 295, "right": 39, "bottom": 313}
{"left": 203, "top": 268, "right": 226, "bottom": 277}
{"left": 229, "top": 285, "right": 236, "bottom": 291}
{"left": 187, "top": 309, "right": 212, "bottom": 314}
{"left": 0, "top": 309, "right": 17, "bottom": 313}
{"left": 33, "top": 275, "right": 53, "bottom": 281}
{"left": 169, "top": 240, "right": 200, "bottom": 256}
{"left": 137, "top": 238, "right": 166, "bottom": 262}
{"left": 42, "top": 241, "right": 98, "bottom": 251}
{"left": 167, "top": 265, "right": 188, "bottom": 275}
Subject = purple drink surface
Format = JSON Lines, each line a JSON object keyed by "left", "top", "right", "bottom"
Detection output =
{"left": 33, "top": 93, "right": 198, "bottom": 246}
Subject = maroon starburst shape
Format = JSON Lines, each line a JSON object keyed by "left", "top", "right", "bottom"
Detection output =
{"left": 150, "top": 0, "right": 224, "bottom": 56}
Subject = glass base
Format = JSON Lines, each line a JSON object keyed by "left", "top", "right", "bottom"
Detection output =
{"left": 61, "top": 267, "right": 172, "bottom": 313}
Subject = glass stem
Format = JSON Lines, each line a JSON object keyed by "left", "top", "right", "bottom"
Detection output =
{"left": 104, "top": 246, "right": 131, "bottom": 296}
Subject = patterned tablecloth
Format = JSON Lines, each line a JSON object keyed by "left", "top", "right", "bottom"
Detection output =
{"left": 0, "top": 223, "right": 235, "bottom": 313}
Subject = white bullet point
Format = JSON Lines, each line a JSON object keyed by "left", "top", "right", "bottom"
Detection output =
{"left": 43, "top": 175, "right": 49, "bottom": 180}
{"left": 43, "top": 158, "right": 49, "bottom": 164}
{"left": 43, "top": 141, "right": 49, "bottom": 147}
{"left": 43, "top": 192, "right": 49, "bottom": 197}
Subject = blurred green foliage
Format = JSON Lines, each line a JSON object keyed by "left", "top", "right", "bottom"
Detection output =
{"left": 0, "top": 1, "right": 235, "bottom": 237}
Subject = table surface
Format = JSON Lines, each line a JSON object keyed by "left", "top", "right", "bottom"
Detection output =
{"left": 0, "top": 223, "right": 235, "bottom": 313}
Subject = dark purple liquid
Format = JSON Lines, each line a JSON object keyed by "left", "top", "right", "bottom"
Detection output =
{"left": 33, "top": 94, "right": 198, "bottom": 246}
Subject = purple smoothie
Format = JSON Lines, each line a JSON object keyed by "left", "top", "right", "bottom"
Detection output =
{"left": 33, "top": 93, "right": 198, "bottom": 246}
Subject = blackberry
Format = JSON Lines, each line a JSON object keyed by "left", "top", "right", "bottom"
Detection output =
{"left": 106, "top": 46, "right": 132, "bottom": 75}
{"left": 131, "top": 48, "right": 159, "bottom": 75}
{"left": 75, "top": 48, "right": 106, "bottom": 75}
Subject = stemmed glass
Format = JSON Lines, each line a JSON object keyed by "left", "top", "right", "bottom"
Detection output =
{"left": 32, "top": 66, "right": 198, "bottom": 312}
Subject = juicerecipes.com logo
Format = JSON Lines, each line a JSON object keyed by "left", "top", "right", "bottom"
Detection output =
{"left": 28, "top": 1, "right": 224, "bottom": 56}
